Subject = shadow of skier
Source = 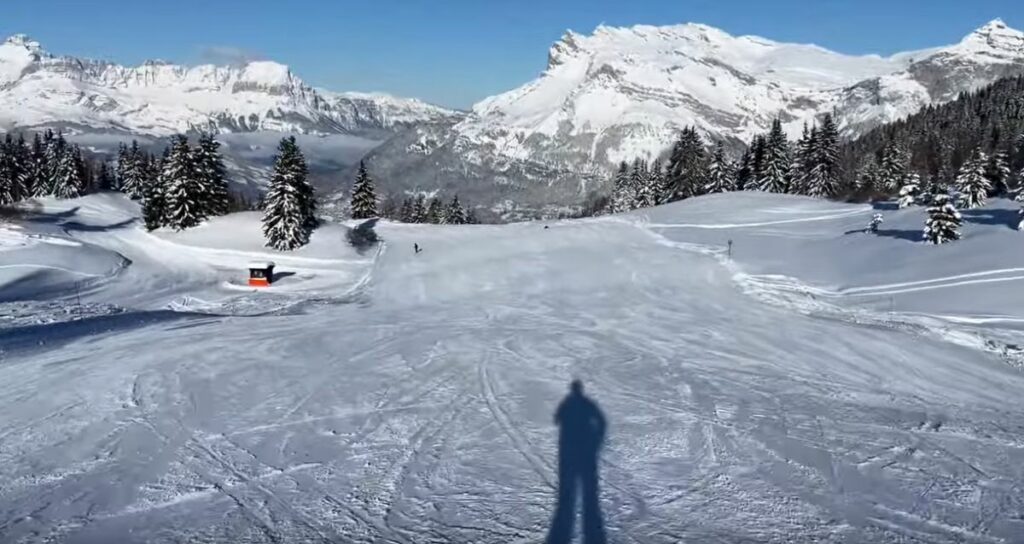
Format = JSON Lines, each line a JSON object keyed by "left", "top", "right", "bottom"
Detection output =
{"left": 546, "top": 380, "right": 607, "bottom": 544}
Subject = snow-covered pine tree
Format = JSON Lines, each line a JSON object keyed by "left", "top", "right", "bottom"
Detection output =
{"left": 642, "top": 159, "right": 663, "bottom": 206}
{"left": 610, "top": 161, "right": 635, "bottom": 213}
{"left": 349, "top": 161, "right": 378, "bottom": 219}
{"left": 465, "top": 209, "right": 479, "bottom": 224}
{"left": 51, "top": 136, "right": 85, "bottom": 199}
{"left": 897, "top": 173, "right": 922, "bottom": 208}
{"left": 162, "top": 135, "right": 205, "bottom": 230}
{"left": 789, "top": 124, "right": 813, "bottom": 195}
{"left": 96, "top": 162, "right": 115, "bottom": 191}
{"left": 411, "top": 195, "right": 427, "bottom": 223}
{"left": 142, "top": 147, "right": 169, "bottom": 231}
{"left": 987, "top": 150, "right": 1012, "bottom": 196}
{"left": 629, "top": 158, "right": 648, "bottom": 207}
{"left": 923, "top": 192, "right": 962, "bottom": 244}
{"left": 115, "top": 142, "right": 128, "bottom": 191}
{"left": 119, "top": 140, "right": 146, "bottom": 199}
{"left": 735, "top": 146, "right": 754, "bottom": 191}
{"left": 854, "top": 157, "right": 881, "bottom": 197}
{"left": 192, "top": 133, "right": 230, "bottom": 217}
{"left": 757, "top": 119, "right": 790, "bottom": 193}
{"left": 807, "top": 114, "right": 840, "bottom": 197}
{"left": 955, "top": 148, "right": 991, "bottom": 209}
{"left": 878, "top": 141, "right": 908, "bottom": 193}
{"left": 704, "top": 141, "right": 735, "bottom": 194}
{"left": 664, "top": 127, "right": 709, "bottom": 200}
{"left": 868, "top": 213, "right": 883, "bottom": 233}
{"left": 263, "top": 136, "right": 316, "bottom": 250}
{"left": 0, "top": 134, "right": 25, "bottom": 205}
{"left": 425, "top": 197, "right": 444, "bottom": 224}
{"left": 444, "top": 195, "right": 467, "bottom": 224}
{"left": 399, "top": 197, "right": 415, "bottom": 223}
{"left": 23, "top": 133, "right": 45, "bottom": 197}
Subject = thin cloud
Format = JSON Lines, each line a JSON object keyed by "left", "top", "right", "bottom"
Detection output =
{"left": 197, "top": 45, "right": 265, "bottom": 67}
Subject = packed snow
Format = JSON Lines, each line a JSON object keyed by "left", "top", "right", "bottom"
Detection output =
{"left": 2, "top": 192, "right": 1024, "bottom": 543}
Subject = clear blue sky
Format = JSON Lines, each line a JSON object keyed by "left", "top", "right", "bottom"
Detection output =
{"left": 2, "top": 1, "right": 1018, "bottom": 109}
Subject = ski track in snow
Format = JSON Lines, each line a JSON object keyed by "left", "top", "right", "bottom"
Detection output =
{"left": 3, "top": 195, "right": 1024, "bottom": 543}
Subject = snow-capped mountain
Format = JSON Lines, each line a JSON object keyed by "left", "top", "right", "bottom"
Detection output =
{"left": 362, "top": 19, "right": 1024, "bottom": 216}
{"left": 0, "top": 34, "right": 458, "bottom": 137}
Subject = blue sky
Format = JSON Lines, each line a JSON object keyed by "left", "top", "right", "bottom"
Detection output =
{"left": 2, "top": 1, "right": 1018, "bottom": 109}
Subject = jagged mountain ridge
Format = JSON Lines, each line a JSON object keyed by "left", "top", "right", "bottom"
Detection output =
{"left": 1, "top": 21, "right": 1022, "bottom": 219}
{"left": 361, "top": 19, "right": 1024, "bottom": 217}
{"left": 0, "top": 34, "right": 460, "bottom": 137}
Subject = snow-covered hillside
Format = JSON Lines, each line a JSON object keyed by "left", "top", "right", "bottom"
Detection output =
{"left": 2, "top": 192, "right": 1024, "bottom": 542}
{"left": 0, "top": 34, "right": 458, "bottom": 137}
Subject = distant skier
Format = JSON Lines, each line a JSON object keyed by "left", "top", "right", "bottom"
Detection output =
{"left": 414, "top": 243, "right": 422, "bottom": 254}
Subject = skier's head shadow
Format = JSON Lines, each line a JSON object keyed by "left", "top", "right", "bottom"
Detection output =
{"left": 546, "top": 380, "right": 608, "bottom": 544}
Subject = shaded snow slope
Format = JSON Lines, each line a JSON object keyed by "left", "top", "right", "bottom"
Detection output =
{"left": 2, "top": 193, "right": 1024, "bottom": 543}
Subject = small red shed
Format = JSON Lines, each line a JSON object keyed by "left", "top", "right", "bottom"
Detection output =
{"left": 248, "top": 261, "right": 276, "bottom": 287}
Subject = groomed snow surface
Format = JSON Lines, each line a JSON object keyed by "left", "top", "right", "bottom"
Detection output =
{"left": 2, "top": 192, "right": 1024, "bottom": 543}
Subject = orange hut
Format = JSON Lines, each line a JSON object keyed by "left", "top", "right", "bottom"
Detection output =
{"left": 248, "top": 261, "right": 276, "bottom": 287}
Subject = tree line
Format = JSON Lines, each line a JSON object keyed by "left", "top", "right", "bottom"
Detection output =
{"left": 262, "top": 143, "right": 480, "bottom": 251}
{"left": 0, "top": 130, "right": 111, "bottom": 206}
{"left": 115, "top": 135, "right": 233, "bottom": 231}
{"left": 601, "top": 114, "right": 843, "bottom": 214}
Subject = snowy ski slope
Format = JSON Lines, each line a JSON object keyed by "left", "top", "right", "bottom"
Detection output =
{"left": 1, "top": 193, "right": 1024, "bottom": 543}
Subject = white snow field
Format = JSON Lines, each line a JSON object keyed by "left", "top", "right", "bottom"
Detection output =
{"left": 2, "top": 192, "right": 1024, "bottom": 543}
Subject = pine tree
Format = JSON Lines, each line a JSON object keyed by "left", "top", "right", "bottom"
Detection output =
{"left": 162, "top": 136, "right": 205, "bottom": 230}
{"left": 115, "top": 142, "right": 128, "bottom": 192}
{"left": 192, "top": 133, "right": 230, "bottom": 217}
{"left": 24, "top": 133, "right": 45, "bottom": 197}
{"left": 142, "top": 148, "right": 169, "bottom": 231}
{"left": 789, "top": 124, "right": 813, "bottom": 195}
{"left": 664, "top": 127, "right": 709, "bottom": 201}
{"left": 96, "top": 162, "right": 115, "bottom": 191}
{"left": 610, "top": 161, "right": 635, "bottom": 213}
{"left": 735, "top": 146, "right": 754, "bottom": 191}
{"left": 119, "top": 140, "right": 146, "bottom": 199}
{"left": 757, "top": 119, "right": 790, "bottom": 193}
{"left": 444, "top": 195, "right": 467, "bottom": 224}
{"left": 629, "top": 158, "right": 647, "bottom": 206}
{"left": 704, "top": 141, "right": 734, "bottom": 194}
{"left": 349, "top": 161, "right": 378, "bottom": 219}
{"left": 399, "top": 197, "right": 415, "bottom": 223}
{"left": 897, "top": 173, "right": 922, "bottom": 208}
{"left": 854, "top": 157, "right": 881, "bottom": 196}
{"left": 0, "top": 134, "right": 25, "bottom": 205}
{"left": 263, "top": 136, "right": 316, "bottom": 250}
{"left": 955, "top": 148, "right": 991, "bottom": 209}
{"left": 51, "top": 136, "right": 85, "bottom": 199}
{"left": 640, "top": 159, "right": 662, "bottom": 206}
{"left": 878, "top": 141, "right": 908, "bottom": 193}
{"left": 807, "top": 114, "right": 840, "bottom": 197}
{"left": 411, "top": 195, "right": 427, "bottom": 223}
{"left": 923, "top": 192, "right": 962, "bottom": 244}
{"left": 425, "top": 197, "right": 443, "bottom": 224}
{"left": 987, "top": 150, "right": 1012, "bottom": 196}
{"left": 869, "top": 213, "right": 884, "bottom": 233}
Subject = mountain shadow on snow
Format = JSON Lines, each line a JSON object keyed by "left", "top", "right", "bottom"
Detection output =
{"left": 547, "top": 380, "right": 607, "bottom": 544}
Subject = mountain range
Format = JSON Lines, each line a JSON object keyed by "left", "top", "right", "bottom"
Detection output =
{"left": 1, "top": 20, "right": 1023, "bottom": 218}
